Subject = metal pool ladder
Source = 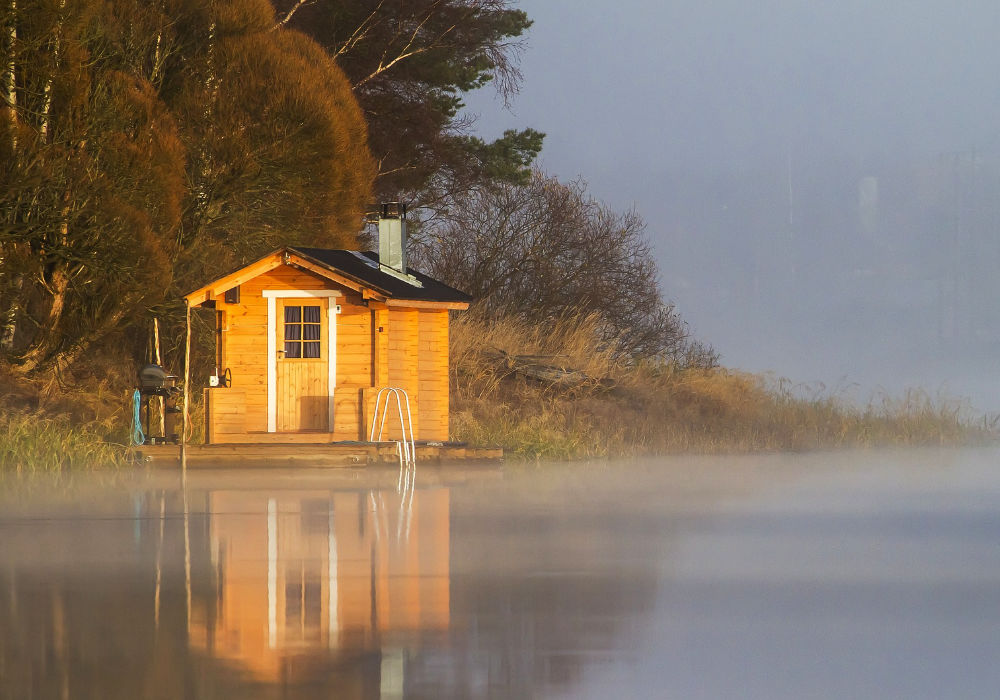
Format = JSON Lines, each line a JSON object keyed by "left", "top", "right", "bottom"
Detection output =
{"left": 370, "top": 387, "right": 416, "bottom": 470}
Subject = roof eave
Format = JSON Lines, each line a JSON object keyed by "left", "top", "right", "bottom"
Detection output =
{"left": 183, "top": 246, "right": 472, "bottom": 308}
{"left": 385, "top": 299, "right": 471, "bottom": 310}
{"left": 184, "top": 249, "right": 286, "bottom": 306}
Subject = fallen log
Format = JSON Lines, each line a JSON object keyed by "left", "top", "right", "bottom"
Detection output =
{"left": 480, "top": 348, "right": 618, "bottom": 391}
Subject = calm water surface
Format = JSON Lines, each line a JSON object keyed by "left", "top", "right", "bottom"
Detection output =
{"left": 2, "top": 448, "right": 1000, "bottom": 698}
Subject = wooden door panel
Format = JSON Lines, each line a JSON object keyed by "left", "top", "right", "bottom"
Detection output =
{"left": 277, "top": 300, "right": 328, "bottom": 431}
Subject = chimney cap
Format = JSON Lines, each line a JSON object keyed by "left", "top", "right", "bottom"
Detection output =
{"left": 380, "top": 202, "right": 406, "bottom": 219}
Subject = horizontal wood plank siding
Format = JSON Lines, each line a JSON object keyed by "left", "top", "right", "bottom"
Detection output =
{"left": 418, "top": 311, "right": 450, "bottom": 441}
{"left": 203, "top": 260, "right": 459, "bottom": 446}
{"left": 216, "top": 266, "right": 348, "bottom": 438}
{"left": 205, "top": 388, "right": 247, "bottom": 443}
{"left": 333, "top": 300, "right": 371, "bottom": 439}
{"left": 216, "top": 282, "right": 267, "bottom": 432}
{"left": 333, "top": 388, "right": 363, "bottom": 439}
{"left": 385, "top": 309, "right": 420, "bottom": 439}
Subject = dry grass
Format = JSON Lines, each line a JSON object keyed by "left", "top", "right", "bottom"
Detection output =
{"left": 450, "top": 314, "right": 994, "bottom": 459}
{"left": 0, "top": 313, "right": 991, "bottom": 472}
{"left": 0, "top": 411, "right": 128, "bottom": 474}
{"left": 0, "top": 361, "right": 135, "bottom": 473}
{"left": 0, "top": 353, "right": 209, "bottom": 475}
{"left": 0, "top": 335, "right": 217, "bottom": 475}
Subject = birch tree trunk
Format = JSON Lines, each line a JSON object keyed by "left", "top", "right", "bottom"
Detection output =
{"left": 13, "top": 0, "right": 73, "bottom": 372}
{"left": 0, "top": 272, "right": 22, "bottom": 351}
{"left": 1, "top": 0, "right": 21, "bottom": 352}
{"left": 39, "top": 0, "right": 65, "bottom": 141}
{"left": 14, "top": 190, "right": 72, "bottom": 373}
{"left": 4, "top": 0, "right": 15, "bottom": 143}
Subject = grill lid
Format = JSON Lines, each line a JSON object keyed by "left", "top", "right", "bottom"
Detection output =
{"left": 138, "top": 364, "right": 177, "bottom": 391}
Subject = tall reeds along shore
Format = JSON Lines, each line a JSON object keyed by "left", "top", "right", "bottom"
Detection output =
{"left": 449, "top": 314, "right": 995, "bottom": 459}
{"left": 0, "top": 365, "right": 131, "bottom": 474}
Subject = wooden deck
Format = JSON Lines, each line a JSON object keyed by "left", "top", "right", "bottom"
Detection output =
{"left": 133, "top": 441, "right": 503, "bottom": 468}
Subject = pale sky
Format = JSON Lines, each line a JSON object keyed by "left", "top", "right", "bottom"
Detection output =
{"left": 469, "top": 0, "right": 1000, "bottom": 204}
{"left": 465, "top": 1, "right": 1000, "bottom": 410}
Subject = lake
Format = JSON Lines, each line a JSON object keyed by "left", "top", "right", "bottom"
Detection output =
{"left": 2, "top": 448, "right": 999, "bottom": 698}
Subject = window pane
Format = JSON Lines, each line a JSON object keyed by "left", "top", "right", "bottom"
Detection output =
{"left": 284, "top": 306, "right": 301, "bottom": 323}
{"left": 303, "top": 324, "right": 320, "bottom": 341}
{"left": 300, "top": 500, "right": 329, "bottom": 535}
{"left": 303, "top": 341, "right": 321, "bottom": 358}
{"left": 303, "top": 306, "right": 321, "bottom": 323}
{"left": 285, "top": 324, "right": 301, "bottom": 341}
{"left": 285, "top": 581, "right": 302, "bottom": 620}
{"left": 304, "top": 577, "right": 322, "bottom": 632}
{"left": 285, "top": 342, "right": 301, "bottom": 358}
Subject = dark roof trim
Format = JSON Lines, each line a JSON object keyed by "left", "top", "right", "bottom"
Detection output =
{"left": 289, "top": 247, "right": 472, "bottom": 304}
{"left": 185, "top": 246, "right": 471, "bottom": 306}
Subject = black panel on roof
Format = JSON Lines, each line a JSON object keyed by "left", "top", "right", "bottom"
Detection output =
{"left": 290, "top": 248, "right": 472, "bottom": 304}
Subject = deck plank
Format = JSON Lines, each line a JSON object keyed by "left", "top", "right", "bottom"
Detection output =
{"left": 132, "top": 441, "right": 501, "bottom": 468}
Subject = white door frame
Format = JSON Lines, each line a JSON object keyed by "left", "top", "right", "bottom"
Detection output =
{"left": 263, "top": 289, "right": 342, "bottom": 432}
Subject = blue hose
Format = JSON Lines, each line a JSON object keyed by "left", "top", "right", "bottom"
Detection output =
{"left": 131, "top": 390, "right": 145, "bottom": 445}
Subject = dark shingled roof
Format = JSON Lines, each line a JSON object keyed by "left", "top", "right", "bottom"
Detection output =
{"left": 290, "top": 248, "right": 472, "bottom": 304}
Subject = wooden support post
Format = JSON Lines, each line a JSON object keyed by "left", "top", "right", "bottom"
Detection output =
{"left": 183, "top": 486, "right": 191, "bottom": 635}
{"left": 153, "top": 317, "right": 165, "bottom": 438}
{"left": 181, "top": 299, "right": 191, "bottom": 482}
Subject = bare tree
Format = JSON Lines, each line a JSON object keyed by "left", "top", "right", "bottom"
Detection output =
{"left": 412, "top": 172, "right": 717, "bottom": 365}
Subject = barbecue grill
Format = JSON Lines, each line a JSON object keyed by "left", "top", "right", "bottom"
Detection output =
{"left": 139, "top": 364, "right": 181, "bottom": 396}
{"left": 137, "top": 363, "right": 181, "bottom": 444}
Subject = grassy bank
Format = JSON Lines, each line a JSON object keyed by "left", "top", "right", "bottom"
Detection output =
{"left": 0, "top": 366, "right": 132, "bottom": 473}
{"left": 450, "top": 314, "right": 995, "bottom": 459}
{"left": 0, "top": 316, "right": 994, "bottom": 472}
{"left": 0, "top": 411, "right": 128, "bottom": 474}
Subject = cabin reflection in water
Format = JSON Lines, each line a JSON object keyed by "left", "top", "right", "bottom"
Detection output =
{"left": 188, "top": 488, "right": 450, "bottom": 681}
{"left": 0, "top": 475, "right": 662, "bottom": 699}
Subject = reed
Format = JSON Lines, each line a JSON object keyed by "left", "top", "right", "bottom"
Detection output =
{"left": 0, "top": 362, "right": 135, "bottom": 474}
{"left": 0, "top": 353, "right": 204, "bottom": 475}
{"left": 450, "top": 314, "right": 994, "bottom": 459}
{"left": 0, "top": 411, "right": 128, "bottom": 474}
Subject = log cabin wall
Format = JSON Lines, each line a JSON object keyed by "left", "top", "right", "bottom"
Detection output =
{"left": 333, "top": 298, "right": 372, "bottom": 441}
{"left": 208, "top": 265, "right": 349, "bottom": 441}
{"left": 386, "top": 308, "right": 421, "bottom": 439}
{"left": 417, "top": 310, "right": 450, "bottom": 442}
{"left": 360, "top": 308, "right": 450, "bottom": 443}
{"left": 197, "top": 254, "right": 462, "bottom": 445}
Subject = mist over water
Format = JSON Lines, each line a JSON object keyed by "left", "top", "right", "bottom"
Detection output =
{"left": 658, "top": 149, "right": 1000, "bottom": 412}
{"left": 464, "top": 1, "right": 1000, "bottom": 411}
{"left": 3, "top": 452, "right": 1000, "bottom": 698}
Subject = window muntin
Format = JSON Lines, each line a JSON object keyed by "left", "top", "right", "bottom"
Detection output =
{"left": 284, "top": 305, "right": 322, "bottom": 359}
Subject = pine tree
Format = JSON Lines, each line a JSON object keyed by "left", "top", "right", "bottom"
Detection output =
{"left": 272, "top": 0, "right": 542, "bottom": 201}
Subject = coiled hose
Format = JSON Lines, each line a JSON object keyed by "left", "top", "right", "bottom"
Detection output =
{"left": 131, "top": 389, "right": 145, "bottom": 445}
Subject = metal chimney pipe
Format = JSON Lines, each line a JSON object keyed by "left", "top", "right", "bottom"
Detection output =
{"left": 378, "top": 202, "right": 407, "bottom": 273}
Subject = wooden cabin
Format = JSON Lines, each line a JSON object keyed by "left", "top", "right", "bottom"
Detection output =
{"left": 184, "top": 208, "right": 470, "bottom": 445}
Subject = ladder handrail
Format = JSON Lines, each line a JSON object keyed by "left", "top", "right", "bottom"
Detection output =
{"left": 370, "top": 387, "right": 416, "bottom": 468}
